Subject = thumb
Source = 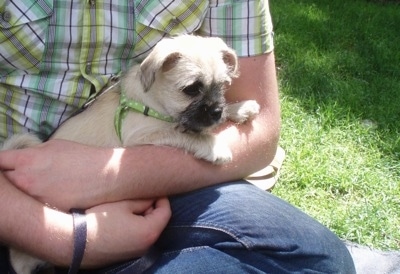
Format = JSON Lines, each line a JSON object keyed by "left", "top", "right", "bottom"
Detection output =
{"left": 142, "top": 197, "right": 171, "bottom": 225}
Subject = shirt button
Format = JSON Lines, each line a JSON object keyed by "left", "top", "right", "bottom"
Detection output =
{"left": 85, "top": 63, "right": 92, "bottom": 74}
{"left": 2, "top": 11, "right": 11, "bottom": 22}
{"left": 171, "top": 16, "right": 179, "bottom": 25}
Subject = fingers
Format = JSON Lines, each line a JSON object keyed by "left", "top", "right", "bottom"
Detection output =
{"left": 152, "top": 197, "right": 171, "bottom": 217}
{"left": 0, "top": 150, "right": 17, "bottom": 170}
{"left": 129, "top": 198, "right": 171, "bottom": 250}
{"left": 142, "top": 197, "right": 171, "bottom": 228}
{"left": 82, "top": 198, "right": 171, "bottom": 267}
{"left": 86, "top": 198, "right": 160, "bottom": 215}
{"left": 119, "top": 199, "right": 156, "bottom": 214}
{"left": 90, "top": 198, "right": 171, "bottom": 230}
{"left": 0, "top": 150, "right": 21, "bottom": 186}
{"left": 113, "top": 198, "right": 171, "bottom": 222}
{"left": 1, "top": 170, "right": 15, "bottom": 185}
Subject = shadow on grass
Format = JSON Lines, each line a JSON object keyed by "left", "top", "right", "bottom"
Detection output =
{"left": 271, "top": 0, "right": 400, "bottom": 158}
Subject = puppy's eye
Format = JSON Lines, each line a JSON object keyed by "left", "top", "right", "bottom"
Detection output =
{"left": 182, "top": 81, "right": 203, "bottom": 97}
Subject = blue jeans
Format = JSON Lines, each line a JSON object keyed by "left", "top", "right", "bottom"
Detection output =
{"left": 1, "top": 181, "right": 356, "bottom": 273}
{"left": 93, "top": 181, "right": 355, "bottom": 273}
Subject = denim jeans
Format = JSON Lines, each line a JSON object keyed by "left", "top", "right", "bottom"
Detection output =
{"left": 92, "top": 181, "right": 356, "bottom": 274}
{"left": 1, "top": 181, "right": 356, "bottom": 273}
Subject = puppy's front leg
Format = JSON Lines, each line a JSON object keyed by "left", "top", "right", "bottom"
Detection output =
{"left": 192, "top": 135, "right": 232, "bottom": 165}
{"left": 226, "top": 100, "right": 260, "bottom": 124}
{"left": 141, "top": 131, "right": 232, "bottom": 164}
{"left": 190, "top": 100, "right": 260, "bottom": 164}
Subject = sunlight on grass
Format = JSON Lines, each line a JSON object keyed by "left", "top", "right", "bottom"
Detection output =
{"left": 298, "top": 3, "right": 329, "bottom": 23}
{"left": 271, "top": 0, "right": 400, "bottom": 250}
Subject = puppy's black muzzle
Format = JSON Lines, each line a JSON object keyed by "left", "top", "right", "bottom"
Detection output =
{"left": 208, "top": 105, "right": 223, "bottom": 122}
{"left": 179, "top": 101, "right": 226, "bottom": 133}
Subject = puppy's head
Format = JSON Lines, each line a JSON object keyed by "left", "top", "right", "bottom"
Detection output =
{"left": 137, "top": 35, "right": 239, "bottom": 133}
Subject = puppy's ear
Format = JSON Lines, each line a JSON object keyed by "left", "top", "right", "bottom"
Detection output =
{"left": 139, "top": 55, "right": 157, "bottom": 92}
{"left": 161, "top": 52, "right": 182, "bottom": 72}
{"left": 222, "top": 49, "right": 239, "bottom": 78}
{"left": 139, "top": 52, "right": 182, "bottom": 92}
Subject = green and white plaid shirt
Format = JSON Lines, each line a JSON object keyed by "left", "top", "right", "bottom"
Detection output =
{"left": 0, "top": 0, "right": 273, "bottom": 142}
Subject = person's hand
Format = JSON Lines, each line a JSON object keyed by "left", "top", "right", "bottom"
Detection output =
{"left": 82, "top": 198, "right": 171, "bottom": 268}
{"left": 0, "top": 139, "right": 120, "bottom": 210}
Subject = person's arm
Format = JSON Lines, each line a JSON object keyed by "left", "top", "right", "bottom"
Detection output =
{"left": 0, "top": 173, "right": 73, "bottom": 265}
{"left": 0, "top": 52, "right": 280, "bottom": 210}
{"left": 0, "top": 172, "right": 171, "bottom": 267}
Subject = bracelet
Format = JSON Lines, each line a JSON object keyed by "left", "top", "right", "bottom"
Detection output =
{"left": 68, "top": 208, "right": 87, "bottom": 274}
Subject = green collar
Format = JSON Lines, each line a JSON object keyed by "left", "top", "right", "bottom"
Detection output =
{"left": 114, "top": 92, "right": 175, "bottom": 142}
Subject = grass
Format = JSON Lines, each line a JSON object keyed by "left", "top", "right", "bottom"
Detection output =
{"left": 270, "top": 0, "right": 400, "bottom": 250}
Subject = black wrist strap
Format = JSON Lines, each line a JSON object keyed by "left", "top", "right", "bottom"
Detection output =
{"left": 68, "top": 208, "right": 87, "bottom": 274}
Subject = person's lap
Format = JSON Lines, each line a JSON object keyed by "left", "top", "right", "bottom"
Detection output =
{"left": 99, "top": 181, "right": 356, "bottom": 274}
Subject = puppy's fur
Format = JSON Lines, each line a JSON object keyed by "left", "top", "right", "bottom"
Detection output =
{"left": 2, "top": 35, "right": 260, "bottom": 273}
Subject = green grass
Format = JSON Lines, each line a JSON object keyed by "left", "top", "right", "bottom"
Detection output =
{"left": 270, "top": 0, "right": 400, "bottom": 250}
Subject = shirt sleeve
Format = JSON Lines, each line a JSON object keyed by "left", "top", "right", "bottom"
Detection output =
{"left": 196, "top": 0, "right": 274, "bottom": 57}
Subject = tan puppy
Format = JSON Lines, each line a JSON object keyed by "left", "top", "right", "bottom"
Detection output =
{"left": 2, "top": 35, "right": 260, "bottom": 273}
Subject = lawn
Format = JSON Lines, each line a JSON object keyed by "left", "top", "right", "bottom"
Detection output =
{"left": 270, "top": 0, "right": 400, "bottom": 250}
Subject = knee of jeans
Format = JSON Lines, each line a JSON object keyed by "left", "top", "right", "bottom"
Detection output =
{"left": 168, "top": 182, "right": 356, "bottom": 272}
{"left": 281, "top": 225, "right": 356, "bottom": 273}
{"left": 168, "top": 182, "right": 328, "bottom": 247}
{"left": 155, "top": 225, "right": 356, "bottom": 274}
{"left": 156, "top": 225, "right": 247, "bottom": 252}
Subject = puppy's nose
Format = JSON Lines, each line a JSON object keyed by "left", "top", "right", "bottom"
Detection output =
{"left": 210, "top": 107, "right": 223, "bottom": 121}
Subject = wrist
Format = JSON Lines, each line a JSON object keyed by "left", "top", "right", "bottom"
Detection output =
{"left": 68, "top": 209, "right": 87, "bottom": 273}
{"left": 36, "top": 207, "right": 75, "bottom": 267}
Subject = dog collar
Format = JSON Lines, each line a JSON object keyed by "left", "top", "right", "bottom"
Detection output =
{"left": 114, "top": 92, "right": 175, "bottom": 142}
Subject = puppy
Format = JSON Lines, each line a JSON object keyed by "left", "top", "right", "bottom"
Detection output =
{"left": 3, "top": 35, "right": 260, "bottom": 273}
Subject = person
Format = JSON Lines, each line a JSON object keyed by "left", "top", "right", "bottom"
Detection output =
{"left": 0, "top": 0, "right": 393, "bottom": 273}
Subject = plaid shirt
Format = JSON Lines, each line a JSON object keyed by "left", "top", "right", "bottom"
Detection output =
{"left": 0, "top": 0, "right": 273, "bottom": 142}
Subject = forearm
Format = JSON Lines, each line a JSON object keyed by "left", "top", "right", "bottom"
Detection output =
{"left": 104, "top": 117, "right": 279, "bottom": 201}
{"left": 0, "top": 173, "right": 73, "bottom": 266}
{"left": 0, "top": 173, "right": 170, "bottom": 268}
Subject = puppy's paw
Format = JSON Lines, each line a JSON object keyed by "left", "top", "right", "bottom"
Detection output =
{"left": 193, "top": 140, "right": 232, "bottom": 164}
{"left": 209, "top": 142, "right": 233, "bottom": 165}
{"left": 226, "top": 100, "right": 260, "bottom": 124}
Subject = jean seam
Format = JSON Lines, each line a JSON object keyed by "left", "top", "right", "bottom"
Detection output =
{"left": 162, "top": 245, "right": 210, "bottom": 257}
{"left": 166, "top": 223, "right": 253, "bottom": 249}
{"left": 104, "top": 261, "right": 134, "bottom": 274}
